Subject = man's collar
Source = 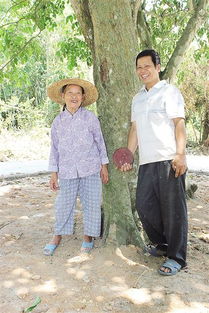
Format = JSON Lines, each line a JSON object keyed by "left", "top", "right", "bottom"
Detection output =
{"left": 140, "top": 80, "right": 167, "bottom": 92}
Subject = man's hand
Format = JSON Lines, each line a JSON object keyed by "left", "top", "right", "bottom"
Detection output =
{"left": 171, "top": 154, "right": 187, "bottom": 178}
{"left": 119, "top": 163, "right": 133, "bottom": 172}
{"left": 172, "top": 118, "right": 187, "bottom": 178}
{"left": 100, "top": 164, "right": 109, "bottom": 184}
{"left": 49, "top": 172, "right": 59, "bottom": 191}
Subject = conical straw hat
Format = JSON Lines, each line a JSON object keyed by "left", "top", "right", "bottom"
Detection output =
{"left": 47, "top": 78, "right": 98, "bottom": 106}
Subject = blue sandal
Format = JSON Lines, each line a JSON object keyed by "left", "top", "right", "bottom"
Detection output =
{"left": 80, "top": 241, "right": 94, "bottom": 253}
{"left": 159, "top": 259, "right": 182, "bottom": 276}
{"left": 43, "top": 244, "right": 58, "bottom": 256}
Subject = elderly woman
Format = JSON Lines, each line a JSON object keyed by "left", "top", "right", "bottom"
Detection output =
{"left": 44, "top": 78, "right": 109, "bottom": 256}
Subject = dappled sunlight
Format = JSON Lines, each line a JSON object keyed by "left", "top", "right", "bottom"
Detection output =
{"left": 33, "top": 279, "right": 57, "bottom": 293}
{"left": 19, "top": 216, "right": 30, "bottom": 220}
{"left": 166, "top": 308, "right": 208, "bottom": 313}
{"left": 79, "top": 263, "right": 91, "bottom": 270}
{"left": 112, "top": 276, "right": 126, "bottom": 284}
{"left": 0, "top": 185, "right": 13, "bottom": 196}
{"left": 17, "top": 278, "right": 30, "bottom": 284}
{"left": 95, "top": 295, "right": 105, "bottom": 302}
{"left": 0, "top": 175, "right": 208, "bottom": 312}
{"left": 3, "top": 280, "right": 14, "bottom": 288}
{"left": 16, "top": 287, "right": 29, "bottom": 299}
{"left": 67, "top": 268, "right": 87, "bottom": 280}
{"left": 65, "top": 254, "right": 93, "bottom": 282}
{"left": 121, "top": 287, "right": 153, "bottom": 305}
{"left": 12, "top": 267, "right": 31, "bottom": 278}
{"left": 166, "top": 295, "right": 209, "bottom": 313}
{"left": 31, "top": 213, "right": 48, "bottom": 218}
{"left": 107, "top": 275, "right": 129, "bottom": 294}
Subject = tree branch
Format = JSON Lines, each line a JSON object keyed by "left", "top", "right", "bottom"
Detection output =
{"left": 1, "top": 0, "right": 27, "bottom": 22}
{"left": 0, "top": 0, "right": 44, "bottom": 29}
{"left": 187, "top": 0, "right": 194, "bottom": 11}
{"left": 130, "top": 0, "right": 142, "bottom": 25}
{"left": 162, "top": 0, "right": 209, "bottom": 82}
{"left": 70, "top": 0, "right": 94, "bottom": 52}
{"left": 0, "top": 31, "right": 42, "bottom": 72}
{"left": 136, "top": 2, "right": 153, "bottom": 49}
{"left": 0, "top": 16, "right": 27, "bottom": 28}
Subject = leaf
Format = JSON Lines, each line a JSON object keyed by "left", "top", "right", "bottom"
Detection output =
{"left": 24, "top": 296, "right": 41, "bottom": 312}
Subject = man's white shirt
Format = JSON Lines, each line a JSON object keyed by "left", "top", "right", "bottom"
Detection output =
{"left": 131, "top": 80, "right": 185, "bottom": 165}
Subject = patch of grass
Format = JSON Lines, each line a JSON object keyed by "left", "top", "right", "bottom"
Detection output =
{"left": 23, "top": 297, "right": 41, "bottom": 312}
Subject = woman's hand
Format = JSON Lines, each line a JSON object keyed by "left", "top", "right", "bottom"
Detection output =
{"left": 100, "top": 164, "right": 109, "bottom": 184}
{"left": 49, "top": 172, "right": 59, "bottom": 191}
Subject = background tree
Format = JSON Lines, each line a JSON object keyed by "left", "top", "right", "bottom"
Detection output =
{"left": 177, "top": 52, "right": 209, "bottom": 146}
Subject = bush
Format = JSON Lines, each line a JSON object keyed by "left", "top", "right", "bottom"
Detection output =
{"left": 0, "top": 96, "right": 47, "bottom": 130}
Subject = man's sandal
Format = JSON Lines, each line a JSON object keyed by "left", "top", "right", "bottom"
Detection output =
{"left": 43, "top": 244, "right": 58, "bottom": 256}
{"left": 80, "top": 241, "right": 94, "bottom": 253}
{"left": 158, "top": 259, "right": 182, "bottom": 276}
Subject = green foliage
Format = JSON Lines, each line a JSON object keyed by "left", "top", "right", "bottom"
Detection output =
{"left": 144, "top": 0, "right": 191, "bottom": 68}
{"left": 177, "top": 52, "right": 208, "bottom": 144}
{"left": 0, "top": 1, "right": 91, "bottom": 82}
{"left": 56, "top": 13, "right": 92, "bottom": 69}
{"left": 58, "top": 37, "right": 92, "bottom": 70}
{"left": 0, "top": 96, "right": 47, "bottom": 130}
{"left": 30, "top": 0, "right": 71, "bottom": 31}
{"left": 194, "top": 24, "right": 209, "bottom": 61}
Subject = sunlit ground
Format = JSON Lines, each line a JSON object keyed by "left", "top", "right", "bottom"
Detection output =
{"left": 0, "top": 174, "right": 209, "bottom": 313}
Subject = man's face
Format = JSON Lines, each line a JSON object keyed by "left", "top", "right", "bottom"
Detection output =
{"left": 136, "top": 56, "right": 160, "bottom": 89}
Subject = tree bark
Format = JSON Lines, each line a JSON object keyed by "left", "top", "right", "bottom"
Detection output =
{"left": 71, "top": 0, "right": 144, "bottom": 246}
{"left": 202, "top": 93, "right": 209, "bottom": 143}
{"left": 136, "top": 4, "right": 153, "bottom": 49}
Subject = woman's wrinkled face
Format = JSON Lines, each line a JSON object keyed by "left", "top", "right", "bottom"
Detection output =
{"left": 62, "top": 84, "right": 85, "bottom": 113}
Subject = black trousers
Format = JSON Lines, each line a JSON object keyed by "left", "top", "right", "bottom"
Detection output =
{"left": 136, "top": 160, "right": 188, "bottom": 267}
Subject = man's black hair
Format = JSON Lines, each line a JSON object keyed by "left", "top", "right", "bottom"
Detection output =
{"left": 136, "top": 49, "right": 161, "bottom": 67}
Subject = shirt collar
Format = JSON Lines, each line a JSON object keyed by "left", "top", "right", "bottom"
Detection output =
{"left": 63, "top": 106, "right": 82, "bottom": 117}
{"left": 139, "top": 80, "right": 167, "bottom": 92}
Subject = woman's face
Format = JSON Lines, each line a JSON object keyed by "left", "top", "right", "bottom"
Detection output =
{"left": 62, "top": 84, "right": 85, "bottom": 113}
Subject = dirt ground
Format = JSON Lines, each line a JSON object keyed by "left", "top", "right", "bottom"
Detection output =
{"left": 0, "top": 173, "right": 209, "bottom": 313}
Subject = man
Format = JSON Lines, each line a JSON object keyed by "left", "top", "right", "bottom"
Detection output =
{"left": 121, "top": 49, "right": 187, "bottom": 276}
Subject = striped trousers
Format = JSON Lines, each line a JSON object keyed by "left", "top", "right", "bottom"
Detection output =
{"left": 54, "top": 172, "right": 102, "bottom": 237}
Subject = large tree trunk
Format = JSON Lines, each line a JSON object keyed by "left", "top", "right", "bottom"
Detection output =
{"left": 89, "top": 1, "right": 144, "bottom": 246}
{"left": 71, "top": 0, "right": 144, "bottom": 246}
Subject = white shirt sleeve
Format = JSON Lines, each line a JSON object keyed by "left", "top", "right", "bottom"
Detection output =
{"left": 131, "top": 97, "right": 136, "bottom": 122}
{"left": 164, "top": 85, "right": 185, "bottom": 119}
